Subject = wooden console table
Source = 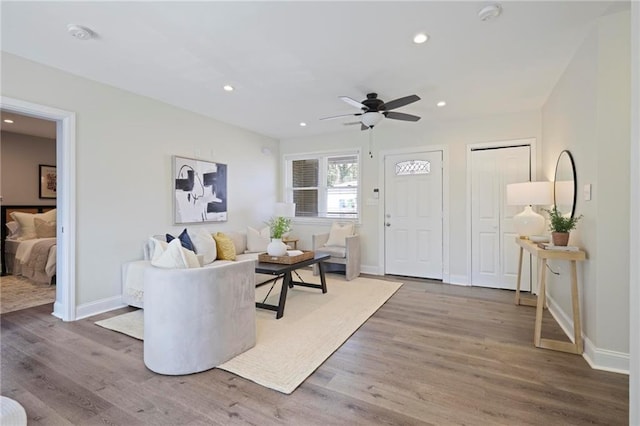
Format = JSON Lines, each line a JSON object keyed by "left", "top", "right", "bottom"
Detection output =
{"left": 515, "top": 238, "right": 586, "bottom": 354}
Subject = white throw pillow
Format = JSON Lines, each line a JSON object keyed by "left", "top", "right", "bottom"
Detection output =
{"left": 246, "top": 226, "right": 270, "bottom": 253}
{"left": 324, "top": 222, "right": 355, "bottom": 247}
{"left": 146, "top": 237, "right": 168, "bottom": 257}
{"left": 9, "top": 209, "right": 56, "bottom": 240}
{"left": 151, "top": 238, "right": 200, "bottom": 269}
{"left": 188, "top": 228, "right": 217, "bottom": 265}
{"left": 6, "top": 221, "right": 19, "bottom": 239}
{"left": 34, "top": 218, "right": 56, "bottom": 238}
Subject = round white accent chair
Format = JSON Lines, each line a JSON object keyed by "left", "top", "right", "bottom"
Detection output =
{"left": 143, "top": 258, "right": 256, "bottom": 375}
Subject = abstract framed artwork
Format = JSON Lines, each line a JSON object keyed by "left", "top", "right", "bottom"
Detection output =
{"left": 173, "top": 156, "right": 228, "bottom": 224}
{"left": 39, "top": 165, "right": 57, "bottom": 199}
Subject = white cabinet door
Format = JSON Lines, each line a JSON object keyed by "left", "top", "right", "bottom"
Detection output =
{"left": 471, "top": 146, "right": 532, "bottom": 290}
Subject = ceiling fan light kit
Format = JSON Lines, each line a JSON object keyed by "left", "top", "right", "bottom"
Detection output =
{"left": 361, "top": 112, "right": 383, "bottom": 128}
{"left": 320, "top": 92, "right": 421, "bottom": 130}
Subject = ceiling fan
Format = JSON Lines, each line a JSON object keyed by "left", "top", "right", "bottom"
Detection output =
{"left": 320, "top": 92, "right": 421, "bottom": 130}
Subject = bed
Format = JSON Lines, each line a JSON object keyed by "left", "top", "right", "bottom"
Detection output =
{"left": 1, "top": 205, "right": 57, "bottom": 284}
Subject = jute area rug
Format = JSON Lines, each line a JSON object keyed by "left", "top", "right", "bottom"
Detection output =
{"left": 0, "top": 274, "right": 56, "bottom": 314}
{"left": 95, "top": 269, "right": 402, "bottom": 394}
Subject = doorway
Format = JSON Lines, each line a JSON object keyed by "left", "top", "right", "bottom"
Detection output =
{"left": 383, "top": 150, "right": 443, "bottom": 279}
{"left": 468, "top": 139, "right": 536, "bottom": 290}
{"left": 1, "top": 97, "right": 76, "bottom": 321}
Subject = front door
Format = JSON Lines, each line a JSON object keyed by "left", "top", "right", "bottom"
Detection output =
{"left": 384, "top": 151, "right": 443, "bottom": 279}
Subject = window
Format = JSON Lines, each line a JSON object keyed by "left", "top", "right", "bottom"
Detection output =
{"left": 285, "top": 151, "right": 360, "bottom": 219}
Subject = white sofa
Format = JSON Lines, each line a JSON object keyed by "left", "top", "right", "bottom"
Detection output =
{"left": 122, "top": 230, "right": 273, "bottom": 308}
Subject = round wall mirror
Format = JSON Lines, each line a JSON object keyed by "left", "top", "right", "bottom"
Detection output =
{"left": 554, "top": 150, "right": 577, "bottom": 218}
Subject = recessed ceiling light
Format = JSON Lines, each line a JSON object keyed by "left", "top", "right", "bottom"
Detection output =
{"left": 299, "top": 122, "right": 307, "bottom": 127}
{"left": 67, "top": 24, "right": 94, "bottom": 40}
{"left": 413, "top": 33, "right": 429, "bottom": 44}
{"left": 478, "top": 4, "right": 502, "bottom": 21}
{"left": 223, "top": 85, "right": 234, "bottom": 92}
{"left": 436, "top": 101, "right": 447, "bottom": 108}
{"left": 3, "top": 119, "right": 14, "bottom": 124}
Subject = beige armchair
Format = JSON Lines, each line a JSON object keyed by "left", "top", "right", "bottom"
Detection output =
{"left": 312, "top": 226, "right": 361, "bottom": 281}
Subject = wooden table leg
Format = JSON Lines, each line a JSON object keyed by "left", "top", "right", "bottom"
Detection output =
{"left": 570, "top": 260, "right": 583, "bottom": 353}
{"left": 534, "top": 258, "right": 547, "bottom": 347}
{"left": 515, "top": 246, "right": 524, "bottom": 305}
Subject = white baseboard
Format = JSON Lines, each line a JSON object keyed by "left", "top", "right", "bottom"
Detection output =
{"left": 547, "top": 295, "right": 629, "bottom": 374}
{"left": 52, "top": 300, "right": 64, "bottom": 320}
{"left": 75, "top": 296, "right": 127, "bottom": 320}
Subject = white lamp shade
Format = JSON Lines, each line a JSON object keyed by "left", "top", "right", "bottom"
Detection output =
{"left": 274, "top": 202, "right": 296, "bottom": 217}
{"left": 506, "top": 181, "right": 553, "bottom": 206}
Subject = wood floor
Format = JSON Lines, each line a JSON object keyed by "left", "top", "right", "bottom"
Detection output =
{"left": 0, "top": 276, "right": 628, "bottom": 425}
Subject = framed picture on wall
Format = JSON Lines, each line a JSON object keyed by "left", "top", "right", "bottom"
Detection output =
{"left": 39, "top": 165, "right": 57, "bottom": 199}
{"left": 173, "top": 156, "right": 227, "bottom": 224}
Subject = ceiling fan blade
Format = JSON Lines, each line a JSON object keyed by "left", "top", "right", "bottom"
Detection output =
{"left": 320, "top": 113, "right": 360, "bottom": 121}
{"left": 384, "top": 111, "right": 421, "bottom": 122}
{"left": 382, "top": 94, "right": 421, "bottom": 111}
{"left": 343, "top": 121, "right": 361, "bottom": 126}
{"left": 340, "top": 96, "right": 367, "bottom": 110}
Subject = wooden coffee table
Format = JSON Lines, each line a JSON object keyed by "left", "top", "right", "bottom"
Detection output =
{"left": 255, "top": 252, "right": 330, "bottom": 319}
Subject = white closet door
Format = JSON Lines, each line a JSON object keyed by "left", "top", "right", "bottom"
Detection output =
{"left": 471, "top": 146, "right": 531, "bottom": 290}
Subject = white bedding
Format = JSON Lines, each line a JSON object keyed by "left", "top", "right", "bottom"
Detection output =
{"left": 8, "top": 237, "right": 57, "bottom": 283}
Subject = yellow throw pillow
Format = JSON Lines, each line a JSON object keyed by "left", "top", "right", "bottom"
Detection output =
{"left": 213, "top": 232, "right": 236, "bottom": 260}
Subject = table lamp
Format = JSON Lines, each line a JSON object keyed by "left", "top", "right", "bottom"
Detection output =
{"left": 506, "top": 181, "right": 553, "bottom": 238}
{"left": 274, "top": 202, "right": 296, "bottom": 218}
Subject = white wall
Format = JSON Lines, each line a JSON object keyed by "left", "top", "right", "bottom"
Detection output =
{"left": 1, "top": 53, "right": 280, "bottom": 308}
{"left": 280, "top": 110, "right": 541, "bottom": 282}
{"left": 541, "top": 11, "right": 630, "bottom": 367}
{"left": 1, "top": 131, "right": 56, "bottom": 204}
{"left": 629, "top": 2, "right": 639, "bottom": 423}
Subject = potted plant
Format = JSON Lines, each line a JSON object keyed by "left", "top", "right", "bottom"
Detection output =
{"left": 266, "top": 216, "right": 292, "bottom": 239}
{"left": 543, "top": 206, "right": 583, "bottom": 246}
{"left": 265, "top": 216, "right": 292, "bottom": 256}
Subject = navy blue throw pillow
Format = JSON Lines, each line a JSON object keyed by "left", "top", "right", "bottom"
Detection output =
{"left": 166, "top": 229, "right": 196, "bottom": 253}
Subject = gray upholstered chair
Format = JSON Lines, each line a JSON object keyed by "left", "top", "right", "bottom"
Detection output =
{"left": 143, "top": 258, "right": 256, "bottom": 375}
{"left": 312, "top": 223, "right": 361, "bottom": 281}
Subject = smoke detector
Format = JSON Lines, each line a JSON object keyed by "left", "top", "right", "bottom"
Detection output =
{"left": 478, "top": 4, "right": 502, "bottom": 21}
{"left": 67, "top": 24, "right": 94, "bottom": 40}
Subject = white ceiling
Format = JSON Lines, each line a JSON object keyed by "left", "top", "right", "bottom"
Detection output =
{"left": 0, "top": 110, "right": 56, "bottom": 139}
{"left": 0, "top": 1, "right": 624, "bottom": 140}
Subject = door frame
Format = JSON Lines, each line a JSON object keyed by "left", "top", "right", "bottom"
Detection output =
{"left": 1, "top": 96, "right": 77, "bottom": 321}
{"left": 377, "top": 145, "right": 449, "bottom": 282}
{"left": 466, "top": 137, "right": 538, "bottom": 287}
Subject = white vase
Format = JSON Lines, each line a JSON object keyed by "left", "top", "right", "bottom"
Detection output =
{"left": 267, "top": 238, "right": 288, "bottom": 256}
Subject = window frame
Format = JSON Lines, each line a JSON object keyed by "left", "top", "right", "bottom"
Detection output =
{"left": 283, "top": 149, "right": 361, "bottom": 224}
